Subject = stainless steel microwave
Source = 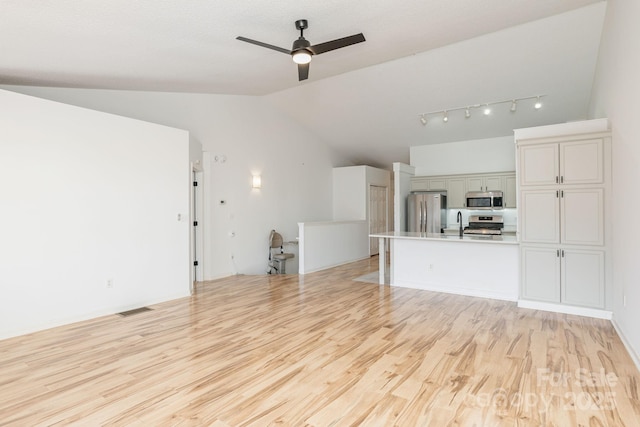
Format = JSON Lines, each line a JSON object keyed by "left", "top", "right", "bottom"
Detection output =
{"left": 465, "top": 191, "right": 504, "bottom": 210}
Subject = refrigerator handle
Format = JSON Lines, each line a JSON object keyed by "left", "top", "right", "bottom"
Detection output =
{"left": 420, "top": 200, "right": 424, "bottom": 233}
{"left": 423, "top": 200, "right": 427, "bottom": 233}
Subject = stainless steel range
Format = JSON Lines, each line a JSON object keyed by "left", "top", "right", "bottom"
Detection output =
{"left": 463, "top": 215, "right": 503, "bottom": 235}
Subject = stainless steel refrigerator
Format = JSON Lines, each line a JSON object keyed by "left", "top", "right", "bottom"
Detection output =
{"left": 407, "top": 192, "right": 447, "bottom": 233}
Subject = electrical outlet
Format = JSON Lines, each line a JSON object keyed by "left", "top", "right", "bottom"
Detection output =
{"left": 623, "top": 295, "right": 627, "bottom": 307}
{"left": 106, "top": 279, "right": 113, "bottom": 288}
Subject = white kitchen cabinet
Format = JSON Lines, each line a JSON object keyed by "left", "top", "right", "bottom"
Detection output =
{"left": 427, "top": 178, "right": 447, "bottom": 191}
{"left": 504, "top": 175, "right": 517, "bottom": 208}
{"left": 520, "top": 189, "right": 560, "bottom": 244}
{"left": 521, "top": 246, "right": 561, "bottom": 303}
{"left": 410, "top": 172, "right": 515, "bottom": 209}
{"left": 521, "top": 246, "right": 605, "bottom": 308}
{"left": 561, "top": 188, "right": 604, "bottom": 246}
{"left": 467, "top": 175, "right": 504, "bottom": 192}
{"left": 561, "top": 248, "right": 605, "bottom": 308}
{"left": 519, "top": 138, "right": 604, "bottom": 187}
{"left": 410, "top": 177, "right": 446, "bottom": 192}
{"left": 447, "top": 177, "right": 466, "bottom": 208}
{"left": 516, "top": 122, "right": 611, "bottom": 314}
{"left": 520, "top": 187, "right": 604, "bottom": 246}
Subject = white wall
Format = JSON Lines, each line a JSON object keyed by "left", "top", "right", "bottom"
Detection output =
{"left": 0, "top": 89, "right": 190, "bottom": 339}
{"left": 410, "top": 136, "right": 515, "bottom": 176}
{"left": 589, "top": 0, "right": 640, "bottom": 367}
{"left": 332, "top": 165, "right": 391, "bottom": 222}
{"left": 333, "top": 167, "right": 366, "bottom": 220}
{"left": 1, "top": 85, "right": 337, "bottom": 277}
{"left": 298, "top": 221, "right": 369, "bottom": 274}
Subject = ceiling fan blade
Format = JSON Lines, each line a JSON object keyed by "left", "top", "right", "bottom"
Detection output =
{"left": 308, "top": 33, "right": 365, "bottom": 55}
{"left": 298, "top": 63, "right": 309, "bottom": 81}
{"left": 236, "top": 36, "right": 291, "bottom": 54}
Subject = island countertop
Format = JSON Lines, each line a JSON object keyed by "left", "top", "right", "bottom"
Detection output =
{"left": 370, "top": 231, "right": 518, "bottom": 245}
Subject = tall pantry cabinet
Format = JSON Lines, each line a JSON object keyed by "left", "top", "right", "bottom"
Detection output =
{"left": 515, "top": 121, "right": 611, "bottom": 314}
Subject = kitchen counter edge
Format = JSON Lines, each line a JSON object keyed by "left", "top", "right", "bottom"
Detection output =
{"left": 370, "top": 231, "right": 519, "bottom": 245}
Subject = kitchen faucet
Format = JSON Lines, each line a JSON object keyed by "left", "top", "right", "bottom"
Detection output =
{"left": 457, "top": 211, "right": 463, "bottom": 237}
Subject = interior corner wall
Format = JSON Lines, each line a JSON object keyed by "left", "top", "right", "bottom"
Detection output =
{"left": 0, "top": 89, "right": 190, "bottom": 340}
{"left": 332, "top": 165, "right": 391, "bottom": 222}
{"left": 589, "top": 0, "right": 640, "bottom": 367}
{"left": 410, "top": 136, "right": 516, "bottom": 176}
{"left": 0, "top": 85, "right": 336, "bottom": 277}
{"left": 332, "top": 167, "right": 367, "bottom": 220}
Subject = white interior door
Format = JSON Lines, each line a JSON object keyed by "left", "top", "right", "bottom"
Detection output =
{"left": 369, "top": 185, "right": 388, "bottom": 256}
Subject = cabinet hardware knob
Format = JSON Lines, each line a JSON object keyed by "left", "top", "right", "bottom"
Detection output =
{"left": 561, "top": 176, "right": 564, "bottom": 184}
{"left": 556, "top": 176, "right": 559, "bottom": 183}
{"left": 557, "top": 249, "right": 560, "bottom": 257}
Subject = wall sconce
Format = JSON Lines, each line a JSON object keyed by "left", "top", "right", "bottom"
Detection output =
{"left": 252, "top": 174, "right": 262, "bottom": 189}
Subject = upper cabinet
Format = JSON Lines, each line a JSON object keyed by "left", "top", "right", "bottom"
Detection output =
{"left": 467, "top": 175, "right": 504, "bottom": 192}
{"left": 519, "top": 138, "right": 604, "bottom": 187}
{"left": 410, "top": 171, "right": 516, "bottom": 209}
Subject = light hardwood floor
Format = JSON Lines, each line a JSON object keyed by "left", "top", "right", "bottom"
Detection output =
{"left": 1, "top": 257, "right": 639, "bottom": 426}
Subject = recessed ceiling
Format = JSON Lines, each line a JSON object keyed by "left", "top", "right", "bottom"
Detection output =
{"left": 0, "top": 0, "right": 607, "bottom": 167}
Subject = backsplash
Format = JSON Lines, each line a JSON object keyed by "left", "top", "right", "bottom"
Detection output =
{"left": 445, "top": 208, "right": 517, "bottom": 230}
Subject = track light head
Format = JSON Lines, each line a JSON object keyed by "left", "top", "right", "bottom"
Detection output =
{"left": 483, "top": 105, "right": 491, "bottom": 115}
{"left": 534, "top": 97, "right": 542, "bottom": 109}
{"left": 443, "top": 111, "right": 448, "bottom": 123}
{"left": 465, "top": 107, "right": 471, "bottom": 119}
{"left": 510, "top": 100, "right": 517, "bottom": 112}
{"left": 420, "top": 115, "right": 427, "bottom": 126}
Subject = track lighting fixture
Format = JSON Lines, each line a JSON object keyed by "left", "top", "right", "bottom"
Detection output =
{"left": 417, "top": 95, "right": 545, "bottom": 126}
{"left": 534, "top": 97, "right": 542, "bottom": 109}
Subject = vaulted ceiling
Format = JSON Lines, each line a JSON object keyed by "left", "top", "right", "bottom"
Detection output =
{"left": 1, "top": 0, "right": 607, "bottom": 167}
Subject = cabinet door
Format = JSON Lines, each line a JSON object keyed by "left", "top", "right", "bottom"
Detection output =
{"left": 504, "top": 175, "right": 517, "bottom": 208}
{"left": 447, "top": 178, "right": 466, "bottom": 208}
{"left": 560, "top": 139, "right": 603, "bottom": 185}
{"left": 519, "top": 144, "right": 559, "bottom": 186}
{"left": 521, "top": 246, "right": 561, "bottom": 303}
{"left": 485, "top": 176, "right": 504, "bottom": 192}
{"left": 466, "top": 176, "right": 484, "bottom": 192}
{"left": 520, "top": 189, "right": 560, "bottom": 243}
{"left": 561, "top": 249, "right": 605, "bottom": 308}
{"left": 561, "top": 188, "right": 604, "bottom": 246}
{"left": 410, "top": 178, "right": 429, "bottom": 191}
{"left": 427, "top": 178, "right": 447, "bottom": 191}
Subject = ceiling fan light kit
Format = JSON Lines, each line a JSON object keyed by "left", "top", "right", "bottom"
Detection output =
{"left": 419, "top": 95, "right": 545, "bottom": 126}
{"left": 236, "top": 19, "right": 365, "bottom": 81}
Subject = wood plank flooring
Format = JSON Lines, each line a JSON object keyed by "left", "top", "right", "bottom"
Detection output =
{"left": 1, "top": 257, "right": 639, "bottom": 426}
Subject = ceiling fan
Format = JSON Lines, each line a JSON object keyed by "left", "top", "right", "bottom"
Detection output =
{"left": 236, "top": 19, "right": 366, "bottom": 81}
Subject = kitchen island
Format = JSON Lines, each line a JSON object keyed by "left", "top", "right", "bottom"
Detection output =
{"left": 371, "top": 232, "right": 519, "bottom": 301}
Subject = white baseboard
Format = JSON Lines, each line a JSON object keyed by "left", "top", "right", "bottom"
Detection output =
{"left": 300, "top": 256, "right": 371, "bottom": 275}
{"left": 611, "top": 317, "right": 640, "bottom": 373}
{"left": 392, "top": 280, "right": 518, "bottom": 302}
{"left": 517, "top": 299, "right": 612, "bottom": 319}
